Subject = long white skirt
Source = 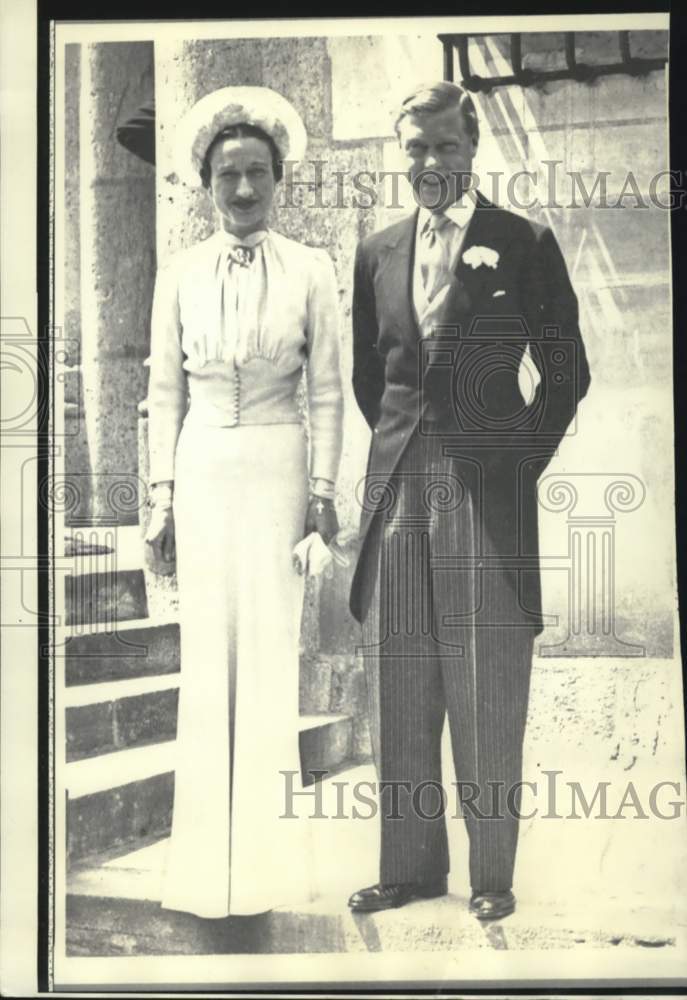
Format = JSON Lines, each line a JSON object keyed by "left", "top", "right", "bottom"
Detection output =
{"left": 160, "top": 419, "right": 315, "bottom": 917}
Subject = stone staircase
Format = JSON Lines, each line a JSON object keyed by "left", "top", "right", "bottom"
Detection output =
{"left": 66, "top": 754, "right": 685, "bottom": 957}
{"left": 62, "top": 524, "right": 687, "bottom": 958}
{"left": 66, "top": 759, "right": 682, "bottom": 957}
{"left": 63, "top": 522, "right": 368, "bottom": 929}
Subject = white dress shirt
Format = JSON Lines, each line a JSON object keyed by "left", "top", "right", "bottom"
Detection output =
{"left": 412, "top": 196, "right": 477, "bottom": 323}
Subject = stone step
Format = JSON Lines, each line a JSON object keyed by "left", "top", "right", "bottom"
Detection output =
{"left": 66, "top": 762, "right": 683, "bottom": 956}
{"left": 66, "top": 879, "right": 682, "bottom": 956}
{"left": 65, "top": 660, "right": 357, "bottom": 764}
{"left": 64, "top": 621, "right": 363, "bottom": 750}
{"left": 298, "top": 713, "right": 354, "bottom": 785}
{"left": 65, "top": 675, "right": 180, "bottom": 762}
{"left": 65, "top": 525, "right": 150, "bottom": 625}
{"left": 62, "top": 526, "right": 360, "bottom": 723}
{"left": 65, "top": 567, "right": 148, "bottom": 626}
{"left": 64, "top": 617, "right": 180, "bottom": 687}
{"left": 64, "top": 617, "right": 346, "bottom": 691}
{"left": 67, "top": 714, "right": 357, "bottom": 864}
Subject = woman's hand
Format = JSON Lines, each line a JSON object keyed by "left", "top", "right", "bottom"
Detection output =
{"left": 145, "top": 504, "right": 176, "bottom": 575}
{"left": 304, "top": 496, "right": 339, "bottom": 545}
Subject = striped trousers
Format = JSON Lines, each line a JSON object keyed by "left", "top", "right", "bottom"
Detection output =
{"left": 360, "top": 430, "right": 535, "bottom": 892}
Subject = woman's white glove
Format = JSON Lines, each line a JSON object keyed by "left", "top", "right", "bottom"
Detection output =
{"left": 144, "top": 485, "right": 176, "bottom": 575}
{"left": 292, "top": 531, "right": 350, "bottom": 578}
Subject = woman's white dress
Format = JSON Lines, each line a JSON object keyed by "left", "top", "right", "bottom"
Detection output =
{"left": 147, "top": 228, "right": 343, "bottom": 917}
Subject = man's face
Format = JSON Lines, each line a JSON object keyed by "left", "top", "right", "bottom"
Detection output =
{"left": 208, "top": 135, "right": 276, "bottom": 236}
{"left": 398, "top": 105, "right": 478, "bottom": 213}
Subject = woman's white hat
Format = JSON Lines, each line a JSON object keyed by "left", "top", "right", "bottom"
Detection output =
{"left": 175, "top": 85, "right": 307, "bottom": 187}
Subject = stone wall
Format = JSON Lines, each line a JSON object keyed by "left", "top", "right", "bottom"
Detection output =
{"left": 325, "top": 31, "right": 674, "bottom": 656}
{"left": 65, "top": 41, "right": 156, "bottom": 526}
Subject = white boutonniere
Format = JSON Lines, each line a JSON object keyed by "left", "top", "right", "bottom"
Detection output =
{"left": 463, "top": 245, "right": 500, "bottom": 269}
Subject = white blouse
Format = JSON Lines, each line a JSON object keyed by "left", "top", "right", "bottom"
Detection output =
{"left": 147, "top": 228, "right": 344, "bottom": 487}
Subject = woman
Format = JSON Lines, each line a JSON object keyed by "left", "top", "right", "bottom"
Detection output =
{"left": 144, "top": 86, "right": 343, "bottom": 918}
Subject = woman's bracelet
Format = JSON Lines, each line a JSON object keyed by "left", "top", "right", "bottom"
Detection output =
{"left": 309, "top": 477, "right": 335, "bottom": 501}
{"left": 149, "top": 481, "right": 174, "bottom": 509}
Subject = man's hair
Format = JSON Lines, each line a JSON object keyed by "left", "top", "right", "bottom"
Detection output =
{"left": 394, "top": 81, "right": 480, "bottom": 144}
{"left": 200, "top": 122, "right": 283, "bottom": 188}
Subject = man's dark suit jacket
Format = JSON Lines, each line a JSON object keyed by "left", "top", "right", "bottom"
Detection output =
{"left": 349, "top": 192, "right": 591, "bottom": 633}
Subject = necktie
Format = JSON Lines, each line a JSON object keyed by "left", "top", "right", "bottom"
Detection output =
{"left": 420, "top": 213, "right": 452, "bottom": 303}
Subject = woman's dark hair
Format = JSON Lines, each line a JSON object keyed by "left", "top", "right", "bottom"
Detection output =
{"left": 200, "top": 123, "right": 283, "bottom": 187}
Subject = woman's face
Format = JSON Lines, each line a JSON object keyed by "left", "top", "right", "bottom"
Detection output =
{"left": 207, "top": 135, "right": 276, "bottom": 236}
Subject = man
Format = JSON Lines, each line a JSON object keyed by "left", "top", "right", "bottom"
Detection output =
{"left": 348, "top": 81, "right": 591, "bottom": 920}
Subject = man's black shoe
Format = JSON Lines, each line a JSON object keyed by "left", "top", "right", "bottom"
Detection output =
{"left": 348, "top": 878, "right": 448, "bottom": 913}
{"left": 469, "top": 889, "right": 516, "bottom": 921}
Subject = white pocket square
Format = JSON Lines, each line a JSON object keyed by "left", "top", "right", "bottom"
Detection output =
{"left": 492, "top": 289, "right": 507, "bottom": 298}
